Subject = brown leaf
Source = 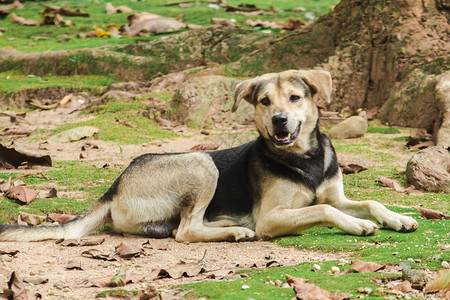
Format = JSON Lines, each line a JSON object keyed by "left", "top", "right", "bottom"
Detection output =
{"left": 66, "top": 260, "right": 84, "bottom": 270}
{"left": 115, "top": 118, "right": 137, "bottom": 128}
{"left": 0, "top": 176, "right": 12, "bottom": 192}
{"left": 48, "top": 213, "right": 76, "bottom": 225}
{"left": 392, "top": 280, "right": 413, "bottom": 293}
{"left": 416, "top": 207, "right": 450, "bottom": 220}
{"left": 18, "top": 212, "right": 45, "bottom": 226}
{"left": 157, "top": 263, "right": 205, "bottom": 279}
{"left": 424, "top": 269, "right": 449, "bottom": 293}
{"left": 351, "top": 260, "right": 385, "bottom": 273}
{"left": 10, "top": 13, "right": 42, "bottom": 26}
{"left": 190, "top": 142, "right": 221, "bottom": 151}
{"left": 375, "top": 176, "right": 404, "bottom": 192}
{"left": 155, "top": 116, "right": 174, "bottom": 128}
{"left": 211, "top": 17, "right": 235, "bottom": 27}
{"left": 60, "top": 237, "right": 105, "bottom": 247}
{"left": 339, "top": 163, "right": 367, "bottom": 174}
{"left": 143, "top": 239, "right": 170, "bottom": 250}
{"left": 81, "top": 249, "right": 117, "bottom": 261}
{"left": 286, "top": 274, "right": 351, "bottom": 300}
{"left": 409, "top": 141, "right": 434, "bottom": 150}
{"left": 125, "top": 16, "right": 186, "bottom": 36}
{"left": 5, "top": 186, "right": 40, "bottom": 204}
{"left": 40, "top": 187, "right": 58, "bottom": 199}
{"left": 7, "top": 272, "right": 32, "bottom": 300}
{"left": 115, "top": 242, "right": 143, "bottom": 259}
{"left": 0, "top": 249, "right": 19, "bottom": 256}
{"left": 106, "top": 3, "right": 133, "bottom": 14}
{"left": 1, "top": 128, "right": 32, "bottom": 136}
{"left": 365, "top": 107, "right": 379, "bottom": 120}
{"left": 0, "top": 143, "right": 52, "bottom": 169}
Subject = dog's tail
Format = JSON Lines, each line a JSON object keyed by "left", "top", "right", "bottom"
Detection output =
{"left": 0, "top": 200, "right": 111, "bottom": 242}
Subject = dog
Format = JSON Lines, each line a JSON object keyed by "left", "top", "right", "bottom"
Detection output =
{"left": 0, "top": 69, "right": 418, "bottom": 242}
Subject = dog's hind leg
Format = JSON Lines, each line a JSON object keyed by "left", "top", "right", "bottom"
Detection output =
{"left": 174, "top": 159, "right": 255, "bottom": 242}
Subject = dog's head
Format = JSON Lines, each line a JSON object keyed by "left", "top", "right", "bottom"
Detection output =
{"left": 233, "top": 69, "right": 332, "bottom": 149}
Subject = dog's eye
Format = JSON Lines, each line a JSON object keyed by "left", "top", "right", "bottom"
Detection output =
{"left": 290, "top": 95, "right": 301, "bottom": 102}
{"left": 260, "top": 97, "right": 271, "bottom": 106}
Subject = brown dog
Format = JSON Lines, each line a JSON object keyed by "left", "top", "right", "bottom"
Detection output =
{"left": 0, "top": 69, "right": 418, "bottom": 242}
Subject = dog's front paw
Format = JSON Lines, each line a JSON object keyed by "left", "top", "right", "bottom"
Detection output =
{"left": 382, "top": 215, "right": 418, "bottom": 232}
{"left": 231, "top": 227, "right": 256, "bottom": 241}
{"left": 356, "top": 219, "right": 379, "bottom": 236}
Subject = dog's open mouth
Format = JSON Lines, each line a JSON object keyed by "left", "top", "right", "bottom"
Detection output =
{"left": 268, "top": 123, "right": 301, "bottom": 146}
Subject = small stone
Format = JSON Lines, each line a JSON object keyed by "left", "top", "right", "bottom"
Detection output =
{"left": 338, "top": 259, "right": 349, "bottom": 266}
{"left": 312, "top": 264, "right": 321, "bottom": 271}
{"left": 331, "top": 266, "right": 340, "bottom": 274}
{"left": 274, "top": 279, "right": 283, "bottom": 287}
{"left": 242, "top": 285, "right": 250, "bottom": 290}
{"left": 54, "top": 281, "right": 65, "bottom": 289}
{"left": 392, "top": 252, "right": 399, "bottom": 255}
{"left": 442, "top": 261, "right": 449, "bottom": 268}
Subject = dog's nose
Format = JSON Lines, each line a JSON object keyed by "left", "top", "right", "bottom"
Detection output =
{"left": 272, "top": 114, "right": 288, "bottom": 126}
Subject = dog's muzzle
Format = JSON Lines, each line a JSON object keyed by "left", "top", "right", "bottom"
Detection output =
{"left": 267, "top": 114, "right": 301, "bottom": 146}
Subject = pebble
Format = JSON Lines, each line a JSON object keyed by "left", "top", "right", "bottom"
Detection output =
{"left": 331, "top": 266, "right": 340, "bottom": 274}
{"left": 242, "top": 285, "right": 250, "bottom": 290}
{"left": 338, "top": 259, "right": 349, "bottom": 266}
{"left": 312, "top": 264, "right": 321, "bottom": 271}
{"left": 442, "top": 261, "right": 449, "bottom": 268}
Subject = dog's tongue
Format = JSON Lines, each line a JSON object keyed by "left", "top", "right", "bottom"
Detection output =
{"left": 275, "top": 132, "right": 291, "bottom": 142}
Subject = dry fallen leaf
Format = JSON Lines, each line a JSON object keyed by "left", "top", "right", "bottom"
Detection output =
{"left": 66, "top": 260, "right": 84, "bottom": 270}
{"left": 47, "top": 213, "right": 76, "bottom": 225}
{"left": 0, "top": 176, "right": 12, "bottom": 192}
{"left": 0, "top": 143, "right": 52, "bottom": 169}
{"left": 18, "top": 212, "right": 45, "bottom": 226}
{"left": 211, "top": 17, "right": 235, "bottom": 27}
{"left": 416, "top": 207, "right": 450, "bottom": 220}
{"left": 110, "top": 265, "right": 127, "bottom": 287}
{"left": 190, "top": 142, "right": 221, "bottom": 151}
{"left": 375, "top": 176, "right": 404, "bottom": 192}
{"left": 286, "top": 274, "right": 351, "bottom": 300}
{"left": 1, "top": 128, "right": 32, "bottom": 136}
{"left": 7, "top": 272, "right": 32, "bottom": 300}
{"left": 0, "top": 249, "right": 19, "bottom": 256}
{"left": 155, "top": 116, "right": 174, "bottom": 128}
{"left": 115, "top": 118, "right": 137, "bottom": 128}
{"left": 106, "top": 2, "right": 133, "bottom": 14}
{"left": 143, "top": 239, "right": 170, "bottom": 250}
{"left": 115, "top": 242, "right": 143, "bottom": 259}
{"left": 125, "top": 14, "right": 186, "bottom": 36}
{"left": 156, "top": 263, "right": 205, "bottom": 279}
{"left": 5, "top": 186, "right": 40, "bottom": 204}
{"left": 392, "top": 280, "right": 413, "bottom": 293}
{"left": 351, "top": 260, "right": 385, "bottom": 273}
{"left": 10, "top": 13, "right": 42, "bottom": 26}
{"left": 339, "top": 163, "right": 368, "bottom": 174}
{"left": 81, "top": 249, "right": 117, "bottom": 261}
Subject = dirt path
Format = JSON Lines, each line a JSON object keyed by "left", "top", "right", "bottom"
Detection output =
{"left": 0, "top": 234, "right": 347, "bottom": 299}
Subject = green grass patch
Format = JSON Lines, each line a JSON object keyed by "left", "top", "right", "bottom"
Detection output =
{"left": 183, "top": 261, "right": 401, "bottom": 299}
{"left": 0, "top": 71, "right": 116, "bottom": 97}
{"left": 0, "top": 0, "right": 338, "bottom": 53}
{"left": 52, "top": 100, "right": 178, "bottom": 144}
{"left": 367, "top": 126, "right": 401, "bottom": 134}
{"left": 96, "top": 289, "right": 138, "bottom": 298}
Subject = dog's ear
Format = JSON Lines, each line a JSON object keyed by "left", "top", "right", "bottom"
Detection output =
{"left": 297, "top": 70, "right": 332, "bottom": 104}
{"left": 232, "top": 78, "right": 257, "bottom": 112}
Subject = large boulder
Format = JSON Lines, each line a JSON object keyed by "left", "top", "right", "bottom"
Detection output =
{"left": 434, "top": 71, "right": 450, "bottom": 148}
{"left": 328, "top": 116, "right": 368, "bottom": 139}
{"left": 406, "top": 146, "right": 450, "bottom": 193}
